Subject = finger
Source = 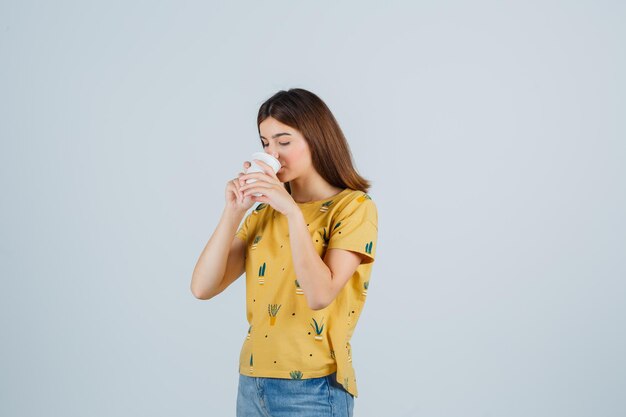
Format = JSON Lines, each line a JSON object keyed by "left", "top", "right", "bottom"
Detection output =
{"left": 232, "top": 179, "right": 243, "bottom": 203}
{"left": 234, "top": 178, "right": 247, "bottom": 201}
{"left": 241, "top": 182, "right": 272, "bottom": 192}
{"left": 241, "top": 177, "right": 275, "bottom": 188}
{"left": 254, "top": 159, "right": 278, "bottom": 178}
{"left": 251, "top": 194, "right": 269, "bottom": 203}
{"left": 240, "top": 172, "right": 264, "bottom": 181}
{"left": 240, "top": 182, "right": 274, "bottom": 195}
{"left": 240, "top": 172, "right": 276, "bottom": 183}
{"left": 242, "top": 184, "right": 273, "bottom": 197}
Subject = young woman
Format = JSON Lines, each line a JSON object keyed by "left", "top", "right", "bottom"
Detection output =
{"left": 191, "top": 88, "right": 378, "bottom": 417}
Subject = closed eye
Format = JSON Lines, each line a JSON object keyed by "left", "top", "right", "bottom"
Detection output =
{"left": 262, "top": 142, "right": 290, "bottom": 147}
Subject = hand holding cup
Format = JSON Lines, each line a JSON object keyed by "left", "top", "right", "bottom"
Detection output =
{"left": 225, "top": 160, "right": 255, "bottom": 213}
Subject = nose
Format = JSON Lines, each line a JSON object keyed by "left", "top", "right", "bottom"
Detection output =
{"left": 264, "top": 147, "right": 280, "bottom": 160}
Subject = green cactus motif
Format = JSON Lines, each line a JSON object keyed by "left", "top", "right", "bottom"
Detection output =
{"left": 362, "top": 280, "right": 369, "bottom": 296}
{"left": 258, "top": 262, "right": 266, "bottom": 284}
{"left": 321, "top": 227, "right": 330, "bottom": 247}
{"left": 310, "top": 317, "right": 325, "bottom": 341}
{"left": 290, "top": 370, "right": 303, "bottom": 379}
{"left": 332, "top": 221, "right": 342, "bottom": 231}
{"left": 294, "top": 279, "right": 304, "bottom": 295}
{"left": 251, "top": 235, "right": 262, "bottom": 250}
{"left": 253, "top": 203, "right": 268, "bottom": 214}
{"left": 249, "top": 354, "right": 253, "bottom": 373}
{"left": 365, "top": 241, "right": 373, "bottom": 255}
{"left": 247, "top": 325, "right": 252, "bottom": 340}
{"left": 268, "top": 304, "right": 281, "bottom": 326}
{"left": 319, "top": 200, "right": 335, "bottom": 213}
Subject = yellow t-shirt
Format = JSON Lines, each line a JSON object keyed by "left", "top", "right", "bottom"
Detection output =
{"left": 234, "top": 187, "right": 378, "bottom": 398}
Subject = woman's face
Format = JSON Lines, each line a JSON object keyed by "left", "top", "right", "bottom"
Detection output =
{"left": 258, "top": 117, "right": 312, "bottom": 182}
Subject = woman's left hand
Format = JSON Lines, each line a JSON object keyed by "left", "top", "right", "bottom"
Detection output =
{"left": 239, "top": 159, "right": 299, "bottom": 216}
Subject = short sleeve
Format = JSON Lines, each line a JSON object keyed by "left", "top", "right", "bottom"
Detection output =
{"left": 327, "top": 195, "right": 378, "bottom": 264}
{"left": 235, "top": 212, "right": 253, "bottom": 242}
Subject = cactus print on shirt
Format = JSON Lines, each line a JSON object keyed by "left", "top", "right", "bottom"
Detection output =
{"left": 234, "top": 188, "right": 378, "bottom": 398}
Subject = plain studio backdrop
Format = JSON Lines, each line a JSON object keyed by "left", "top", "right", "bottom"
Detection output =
{"left": 1, "top": 1, "right": 624, "bottom": 416}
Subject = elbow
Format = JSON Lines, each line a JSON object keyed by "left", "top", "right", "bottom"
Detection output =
{"left": 306, "top": 281, "right": 334, "bottom": 311}
{"left": 190, "top": 281, "right": 213, "bottom": 300}
{"left": 309, "top": 302, "right": 327, "bottom": 311}
{"left": 190, "top": 287, "right": 206, "bottom": 300}
{"left": 307, "top": 295, "right": 330, "bottom": 311}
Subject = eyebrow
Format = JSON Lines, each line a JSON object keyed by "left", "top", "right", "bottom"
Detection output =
{"left": 260, "top": 133, "right": 292, "bottom": 140}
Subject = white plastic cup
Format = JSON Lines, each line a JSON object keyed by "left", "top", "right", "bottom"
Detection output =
{"left": 245, "top": 152, "right": 281, "bottom": 197}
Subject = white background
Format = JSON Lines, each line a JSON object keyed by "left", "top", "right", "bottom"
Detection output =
{"left": 1, "top": 1, "right": 624, "bottom": 416}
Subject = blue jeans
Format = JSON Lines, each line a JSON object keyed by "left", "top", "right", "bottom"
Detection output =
{"left": 236, "top": 372, "right": 354, "bottom": 417}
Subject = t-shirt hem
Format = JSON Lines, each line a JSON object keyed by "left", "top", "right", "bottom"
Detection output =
{"left": 239, "top": 364, "right": 337, "bottom": 379}
{"left": 326, "top": 243, "right": 375, "bottom": 264}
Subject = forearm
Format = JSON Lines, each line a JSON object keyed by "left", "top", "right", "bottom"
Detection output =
{"left": 191, "top": 207, "right": 246, "bottom": 299}
{"left": 286, "top": 208, "right": 332, "bottom": 310}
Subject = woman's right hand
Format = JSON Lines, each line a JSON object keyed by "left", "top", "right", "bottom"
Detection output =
{"left": 225, "top": 161, "right": 255, "bottom": 213}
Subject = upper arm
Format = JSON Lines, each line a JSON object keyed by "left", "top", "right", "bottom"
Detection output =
{"left": 321, "top": 248, "right": 366, "bottom": 307}
{"left": 318, "top": 195, "right": 378, "bottom": 307}
{"left": 211, "top": 235, "right": 246, "bottom": 298}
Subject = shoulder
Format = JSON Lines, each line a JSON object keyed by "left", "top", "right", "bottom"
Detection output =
{"left": 341, "top": 189, "right": 377, "bottom": 208}
{"left": 334, "top": 190, "right": 377, "bottom": 222}
{"left": 345, "top": 189, "right": 375, "bottom": 204}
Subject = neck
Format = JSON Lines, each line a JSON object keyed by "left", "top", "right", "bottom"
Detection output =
{"left": 288, "top": 175, "right": 343, "bottom": 203}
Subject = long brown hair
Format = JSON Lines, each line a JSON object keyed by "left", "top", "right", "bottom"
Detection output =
{"left": 257, "top": 88, "right": 372, "bottom": 194}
